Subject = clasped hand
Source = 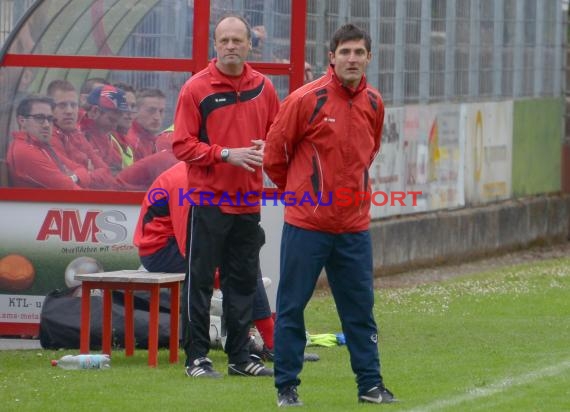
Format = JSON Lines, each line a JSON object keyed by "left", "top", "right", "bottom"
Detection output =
{"left": 226, "top": 139, "right": 265, "bottom": 172}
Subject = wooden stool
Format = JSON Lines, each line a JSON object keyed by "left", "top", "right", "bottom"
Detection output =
{"left": 75, "top": 270, "right": 185, "bottom": 367}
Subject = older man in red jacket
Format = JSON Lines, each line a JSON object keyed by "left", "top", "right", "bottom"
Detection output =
{"left": 173, "top": 15, "right": 279, "bottom": 379}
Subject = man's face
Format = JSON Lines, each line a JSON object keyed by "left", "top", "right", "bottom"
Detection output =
{"left": 214, "top": 18, "right": 252, "bottom": 71}
{"left": 18, "top": 102, "right": 53, "bottom": 143}
{"left": 52, "top": 90, "right": 79, "bottom": 132}
{"left": 118, "top": 91, "right": 136, "bottom": 131}
{"left": 135, "top": 96, "right": 165, "bottom": 134}
{"left": 93, "top": 107, "right": 121, "bottom": 134}
{"left": 329, "top": 39, "right": 371, "bottom": 88}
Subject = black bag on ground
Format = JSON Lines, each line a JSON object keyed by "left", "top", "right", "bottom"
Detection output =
{"left": 39, "top": 286, "right": 175, "bottom": 350}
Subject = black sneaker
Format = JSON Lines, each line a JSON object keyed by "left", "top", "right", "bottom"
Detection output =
{"left": 249, "top": 341, "right": 274, "bottom": 362}
{"left": 277, "top": 386, "right": 303, "bottom": 407}
{"left": 228, "top": 354, "right": 273, "bottom": 377}
{"left": 260, "top": 346, "right": 275, "bottom": 362}
{"left": 358, "top": 385, "right": 397, "bottom": 404}
{"left": 185, "top": 357, "right": 222, "bottom": 378}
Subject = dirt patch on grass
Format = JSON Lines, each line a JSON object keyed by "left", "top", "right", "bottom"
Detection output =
{"left": 375, "top": 241, "right": 570, "bottom": 289}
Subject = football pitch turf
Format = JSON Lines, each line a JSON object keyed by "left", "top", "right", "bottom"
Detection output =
{"left": 1, "top": 257, "right": 569, "bottom": 411}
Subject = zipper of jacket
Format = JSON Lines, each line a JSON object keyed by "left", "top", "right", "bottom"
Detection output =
{"left": 235, "top": 75, "right": 243, "bottom": 101}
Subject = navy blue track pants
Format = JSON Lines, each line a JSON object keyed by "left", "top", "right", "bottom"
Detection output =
{"left": 274, "top": 223, "right": 383, "bottom": 395}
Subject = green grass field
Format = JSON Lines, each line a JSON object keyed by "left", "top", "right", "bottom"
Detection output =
{"left": 1, "top": 257, "right": 569, "bottom": 411}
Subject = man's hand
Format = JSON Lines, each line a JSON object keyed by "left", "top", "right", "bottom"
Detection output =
{"left": 226, "top": 144, "right": 264, "bottom": 172}
{"left": 251, "top": 139, "right": 265, "bottom": 153}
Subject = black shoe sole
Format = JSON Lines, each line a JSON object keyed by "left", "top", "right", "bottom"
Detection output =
{"left": 358, "top": 396, "right": 398, "bottom": 404}
{"left": 185, "top": 368, "right": 222, "bottom": 378}
{"left": 228, "top": 364, "right": 273, "bottom": 377}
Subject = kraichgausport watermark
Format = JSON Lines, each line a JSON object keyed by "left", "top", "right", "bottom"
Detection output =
{"left": 147, "top": 187, "right": 422, "bottom": 208}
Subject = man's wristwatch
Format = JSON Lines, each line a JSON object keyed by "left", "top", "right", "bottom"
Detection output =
{"left": 221, "top": 148, "right": 230, "bottom": 162}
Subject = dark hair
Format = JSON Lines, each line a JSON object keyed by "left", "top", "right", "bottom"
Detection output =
{"left": 214, "top": 13, "right": 252, "bottom": 40}
{"left": 329, "top": 24, "right": 372, "bottom": 53}
{"left": 113, "top": 82, "right": 136, "bottom": 94}
{"left": 46, "top": 79, "right": 76, "bottom": 97}
{"left": 16, "top": 94, "right": 54, "bottom": 117}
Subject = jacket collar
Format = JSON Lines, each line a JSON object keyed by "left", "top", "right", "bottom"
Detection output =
{"left": 208, "top": 58, "right": 256, "bottom": 88}
{"left": 13, "top": 130, "right": 48, "bottom": 148}
{"left": 327, "top": 65, "right": 367, "bottom": 96}
{"left": 130, "top": 120, "right": 155, "bottom": 142}
{"left": 53, "top": 123, "right": 80, "bottom": 137}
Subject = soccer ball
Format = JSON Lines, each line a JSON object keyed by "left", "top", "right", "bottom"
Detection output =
{"left": 64, "top": 256, "right": 104, "bottom": 288}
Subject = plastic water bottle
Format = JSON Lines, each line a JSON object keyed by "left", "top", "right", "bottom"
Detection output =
{"left": 51, "top": 354, "right": 111, "bottom": 370}
{"left": 210, "top": 289, "right": 223, "bottom": 317}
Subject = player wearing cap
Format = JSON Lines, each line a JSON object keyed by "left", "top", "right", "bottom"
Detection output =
{"left": 79, "top": 85, "right": 132, "bottom": 174}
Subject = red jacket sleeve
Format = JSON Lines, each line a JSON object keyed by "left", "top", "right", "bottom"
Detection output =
{"left": 263, "top": 94, "right": 305, "bottom": 190}
{"left": 77, "top": 132, "right": 110, "bottom": 170}
{"left": 172, "top": 84, "right": 224, "bottom": 165}
{"left": 51, "top": 135, "right": 119, "bottom": 189}
{"left": 57, "top": 153, "right": 93, "bottom": 188}
{"left": 116, "top": 151, "right": 178, "bottom": 191}
{"left": 85, "top": 167, "right": 118, "bottom": 190}
{"left": 8, "top": 140, "right": 81, "bottom": 189}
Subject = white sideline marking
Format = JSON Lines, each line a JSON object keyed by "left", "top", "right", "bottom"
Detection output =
{"left": 406, "top": 360, "right": 570, "bottom": 412}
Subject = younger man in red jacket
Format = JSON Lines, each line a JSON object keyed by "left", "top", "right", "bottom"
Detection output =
{"left": 264, "top": 24, "right": 396, "bottom": 407}
{"left": 47, "top": 80, "right": 117, "bottom": 189}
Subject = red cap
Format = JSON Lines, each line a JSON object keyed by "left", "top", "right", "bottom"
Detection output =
{"left": 51, "top": 360, "right": 58, "bottom": 366}
{"left": 87, "top": 85, "right": 131, "bottom": 112}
